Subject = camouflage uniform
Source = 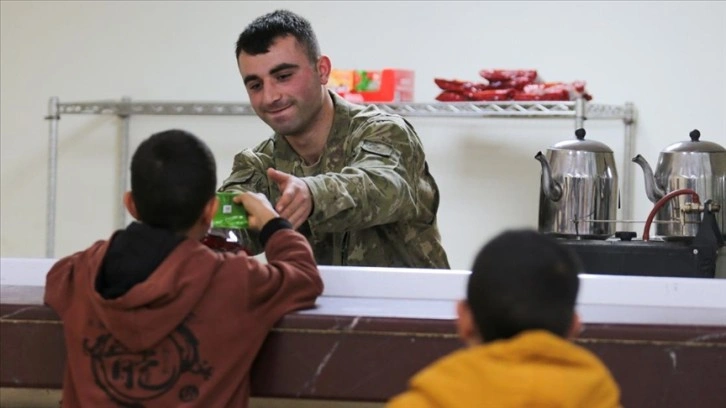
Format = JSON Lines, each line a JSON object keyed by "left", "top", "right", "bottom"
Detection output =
{"left": 221, "top": 91, "right": 449, "bottom": 269}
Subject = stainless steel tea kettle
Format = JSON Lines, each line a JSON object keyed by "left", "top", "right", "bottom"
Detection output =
{"left": 632, "top": 129, "right": 726, "bottom": 239}
{"left": 535, "top": 128, "right": 619, "bottom": 239}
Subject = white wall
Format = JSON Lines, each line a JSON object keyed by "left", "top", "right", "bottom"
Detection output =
{"left": 1, "top": 1, "right": 725, "bottom": 269}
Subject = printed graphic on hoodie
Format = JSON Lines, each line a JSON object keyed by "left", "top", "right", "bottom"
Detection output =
{"left": 83, "top": 324, "right": 212, "bottom": 407}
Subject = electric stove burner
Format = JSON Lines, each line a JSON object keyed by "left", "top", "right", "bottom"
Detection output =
{"left": 557, "top": 234, "right": 717, "bottom": 279}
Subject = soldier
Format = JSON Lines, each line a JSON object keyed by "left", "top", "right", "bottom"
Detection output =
{"left": 222, "top": 9, "right": 450, "bottom": 268}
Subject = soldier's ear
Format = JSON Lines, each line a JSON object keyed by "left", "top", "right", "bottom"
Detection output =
{"left": 317, "top": 55, "right": 331, "bottom": 85}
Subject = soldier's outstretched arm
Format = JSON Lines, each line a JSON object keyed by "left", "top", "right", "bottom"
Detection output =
{"left": 303, "top": 118, "right": 428, "bottom": 233}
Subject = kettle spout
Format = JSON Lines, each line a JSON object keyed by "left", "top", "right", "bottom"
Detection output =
{"left": 535, "top": 152, "right": 562, "bottom": 201}
{"left": 632, "top": 154, "right": 665, "bottom": 203}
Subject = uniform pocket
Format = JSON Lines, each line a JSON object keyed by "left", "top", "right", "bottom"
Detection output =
{"left": 356, "top": 141, "right": 399, "bottom": 169}
{"left": 219, "top": 168, "right": 257, "bottom": 191}
{"left": 361, "top": 141, "right": 394, "bottom": 157}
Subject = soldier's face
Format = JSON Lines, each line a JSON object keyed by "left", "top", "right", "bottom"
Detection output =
{"left": 238, "top": 35, "right": 328, "bottom": 137}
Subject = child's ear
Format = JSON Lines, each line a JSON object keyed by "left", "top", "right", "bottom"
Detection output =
{"left": 567, "top": 312, "right": 583, "bottom": 339}
{"left": 456, "top": 300, "right": 480, "bottom": 346}
{"left": 123, "top": 192, "right": 139, "bottom": 220}
{"left": 201, "top": 196, "right": 218, "bottom": 225}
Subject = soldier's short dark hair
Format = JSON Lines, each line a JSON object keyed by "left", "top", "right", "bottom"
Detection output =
{"left": 467, "top": 229, "right": 582, "bottom": 342}
{"left": 235, "top": 9, "right": 320, "bottom": 64}
{"left": 130, "top": 129, "right": 216, "bottom": 234}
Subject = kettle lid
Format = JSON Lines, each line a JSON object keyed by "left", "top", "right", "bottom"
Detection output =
{"left": 663, "top": 129, "right": 726, "bottom": 153}
{"left": 551, "top": 128, "right": 613, "bottom": 153}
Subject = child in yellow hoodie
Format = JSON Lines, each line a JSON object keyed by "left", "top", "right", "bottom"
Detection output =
{"left": 387, "top": 229, "right": 621, "bottom": 408}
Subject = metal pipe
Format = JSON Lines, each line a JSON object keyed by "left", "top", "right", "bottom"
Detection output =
{"left": 643, "top": 189, "right": 700, "bottom": 241}
{"left": 45, "top": 97, "right": 60, "bottom": 258}
{"left": 118, "top": 97, "right": 131, "bottom": 229}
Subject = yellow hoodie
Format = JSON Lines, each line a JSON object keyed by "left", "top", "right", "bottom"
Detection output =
{"left": 387, "top": 330, "right": 621, "bottom": 408}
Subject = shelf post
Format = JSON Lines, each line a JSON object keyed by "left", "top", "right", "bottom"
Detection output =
{"left": 620, "top": 102, "right": 637, "bottom": 232}
{"left": 45, "top": 97, "right": 60, "bottom": 258}
{"left": 118, "top": 97, "right": 132, "bottom": 229}
{"left": 574, "top": 97, "right": 586, "bottom": 129}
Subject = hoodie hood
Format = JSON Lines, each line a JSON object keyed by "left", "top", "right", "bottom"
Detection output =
{"left": 96, "top": 222, "right": 185, "bottom": 299}
{"left": 76, "top": 223, "right": 220, "bottom": 352}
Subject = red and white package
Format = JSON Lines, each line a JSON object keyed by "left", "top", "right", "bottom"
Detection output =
{"left": 479, "top": 69, "right": 538, "bottom": 82}
{"left": 465, "top": 88, "right": 514, "bottom": 101}
{"left": 435, "top": 91, "right": 470, "bottom": 102}
{"left": 433, "top": 72, "right": 593, "bottom": 102}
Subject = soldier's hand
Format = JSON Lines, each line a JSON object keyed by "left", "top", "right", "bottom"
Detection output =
{"left": 267, "top": 168, "right": 313, "bottom": 229}
{"left": 234, "top": 192, "right": 279, "bottom": 231}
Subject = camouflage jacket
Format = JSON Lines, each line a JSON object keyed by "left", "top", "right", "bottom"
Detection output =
{"left": 221, "top": 92, "right": 450, "bottom": 269}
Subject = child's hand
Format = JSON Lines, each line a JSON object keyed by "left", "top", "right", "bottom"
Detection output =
{"left": 234, "top": 192, "right": 279, "bottom": 231}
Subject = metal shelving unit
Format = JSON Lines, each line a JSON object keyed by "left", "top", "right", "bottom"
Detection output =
{"left": 44, "top": 96, "right": 637, "bottom": 256}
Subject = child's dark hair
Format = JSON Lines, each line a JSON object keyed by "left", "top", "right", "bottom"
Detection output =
{"left": 130, "top": 129, "right": 216, "bottom": 233}
{"left": 467, "top": 229, "right": 582, "bottom": 342}
{"left": 235, "top": 9, "right": 320, "bottom": 64}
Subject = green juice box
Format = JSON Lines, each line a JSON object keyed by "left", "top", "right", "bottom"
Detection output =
{"left": 212, "top": 192, "right": 249, "bottom": 229}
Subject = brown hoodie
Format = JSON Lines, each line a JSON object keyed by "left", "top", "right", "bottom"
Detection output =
{"left": 44, "top": 225, "right": 323, "bottom": 408}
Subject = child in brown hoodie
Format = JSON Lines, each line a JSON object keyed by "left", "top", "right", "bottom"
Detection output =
{"left": 44, "top": 129, "right": 323, "bottom": 407}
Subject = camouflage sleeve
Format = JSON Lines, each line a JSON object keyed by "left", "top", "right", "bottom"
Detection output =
{"left": 220, "top": 147, "right": 272, "bottom": 193}
{"left": 219, "top": 145, "right": 274, "bottom": 256}
{"left": 304, "top": 116, "right": 425, "bottom": 233}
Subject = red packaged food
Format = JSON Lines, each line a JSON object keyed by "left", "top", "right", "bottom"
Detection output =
{"left": 570, "top": 80, "right": 587, "bottom": 93}
{"left": 434, "top": 78, "right": 483, "bottom": 92}
{"left": 433, "top": 72, "right": 592, "bottom": 102}
{"left": 479, "top": 69, "right": 538, "bottom": 82}
{"left": 511, "top": 93, "right": 539, "bottom": 101}
{"left": 435, "top": 91, "right": 470, "bottom": 102}
{"left": 520, "top": 82, "right": 591, "bottom": 101}
{"left": 485, "top": 76, "right": 536, "bottom": 90}
{"left": 465, "top": 88, "right": 514, "bottom": 101}
{"left": 512, "top": 90, "right": 570, "bottom": 101}
{"left": 545, "top": 89, "right": 570, "bottom": 100}
{"left": 567, "top": 80, "right": 593, "bottom": 100}
{"left": 483, "top": 81, "right": 509, "bottom": 90}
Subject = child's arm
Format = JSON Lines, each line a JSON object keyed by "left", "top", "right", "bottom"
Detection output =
{"left": 246, "top": 223, "right": 323, "bottom": 323}
{"left": 233, "top": 192, "right": 323, "bottom": 322}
